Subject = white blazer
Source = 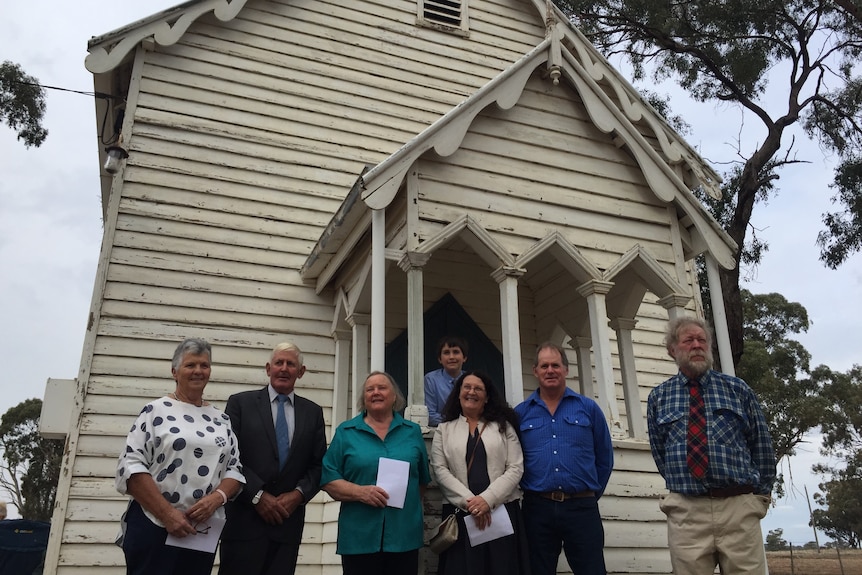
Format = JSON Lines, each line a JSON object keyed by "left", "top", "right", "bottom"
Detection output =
{"left": 430, "top": 416, "right": 524, "bottom": 510}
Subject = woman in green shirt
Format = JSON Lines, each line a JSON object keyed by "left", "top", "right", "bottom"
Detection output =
{"left": 321, "top": 371, "right": 431, "bottom": 575}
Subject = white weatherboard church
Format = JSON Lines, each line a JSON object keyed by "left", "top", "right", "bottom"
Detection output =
{"left": 41, "top": 0, "right": 740, "bottom": 573}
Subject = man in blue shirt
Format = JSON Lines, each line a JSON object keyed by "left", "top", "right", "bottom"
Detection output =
{"left": 647, "top": 317, "right": 776, "bottom": 575}
{"left": 515, "top": 342, "right": 614, "bottom": 575}
{"left": 423, "top": 336, "right": 468, "bottom": 426}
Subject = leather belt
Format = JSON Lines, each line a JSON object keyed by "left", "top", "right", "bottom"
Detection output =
{"left": 526, "top": 490, "right": 596, "bottom": 502}
{"left": 699, "top": 485, "right": 755, "bottom": 498}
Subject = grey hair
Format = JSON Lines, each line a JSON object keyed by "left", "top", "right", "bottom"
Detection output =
{"left": 533, "top": 341, "right": 570, "bottom": 369}
{"left": 357, "top": 371, "right": 407, "bottom": 413}
{"left": 664, "top": 316, "right": 714, "bottom": 353}
{"left": 271, "top": 342, "right": 304, "bottom": 366}
{"left": 171, "top": 338, "right": 212, "bottom": 370}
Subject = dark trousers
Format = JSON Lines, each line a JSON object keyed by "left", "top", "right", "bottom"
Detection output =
{"left": 341, "top": 549, "right": 419, "bottom": 575}
{"left": 122, "top": 500, "right": 215, "bottom": 575}
{"left": 522, "top": 494, "right": 606, "bottom": 575}
{"left": 219, "top": 537, "right": 299, "bottom": 575}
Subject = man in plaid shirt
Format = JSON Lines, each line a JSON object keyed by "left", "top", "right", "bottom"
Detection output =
{"left": 647, "top": 316, "right": 776, "bottom": 575}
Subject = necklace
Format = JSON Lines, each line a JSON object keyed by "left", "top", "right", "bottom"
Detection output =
{"left": 171, "top": 390, "right": 203, "bottom": 407}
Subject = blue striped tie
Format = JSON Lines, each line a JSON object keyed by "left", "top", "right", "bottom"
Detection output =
{"left": 276, "top": 394, "right": 290, "bottom": 469}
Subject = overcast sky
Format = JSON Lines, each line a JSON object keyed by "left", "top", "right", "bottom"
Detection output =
{"left": 2, "top": 1, "right": 859, "bottom": 543}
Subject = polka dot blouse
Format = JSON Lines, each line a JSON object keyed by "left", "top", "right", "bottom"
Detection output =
{"left": 116, "top": 397, "right": 245, "bottom": 526}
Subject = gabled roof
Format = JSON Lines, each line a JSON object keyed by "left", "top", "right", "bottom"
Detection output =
{"left": 302, "top": 16, "right": 737, "bottom": 282}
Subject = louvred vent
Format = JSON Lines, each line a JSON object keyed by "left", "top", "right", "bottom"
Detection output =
{"left": 424, "top": 0, "right": 461, "bottom": 27}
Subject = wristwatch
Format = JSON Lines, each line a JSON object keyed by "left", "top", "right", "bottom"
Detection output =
{"left": 252, "top": 489, "right": 264, "bottom": 505}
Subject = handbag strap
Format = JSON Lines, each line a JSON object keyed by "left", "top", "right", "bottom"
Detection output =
{"left": 465, "top": 422, "right": 487, "bottom": 475}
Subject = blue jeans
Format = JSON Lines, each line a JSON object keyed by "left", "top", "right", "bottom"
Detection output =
{"left": 522, "top": 494, "right": 606, "bottom": 575}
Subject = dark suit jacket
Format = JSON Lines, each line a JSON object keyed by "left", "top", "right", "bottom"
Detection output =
{"left": 222, "top": 386, "right": 326, "bottom": 544}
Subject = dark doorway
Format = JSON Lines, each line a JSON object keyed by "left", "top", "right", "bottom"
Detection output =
{"left": 385, "top": 293, "right": 505, "bottom": 401}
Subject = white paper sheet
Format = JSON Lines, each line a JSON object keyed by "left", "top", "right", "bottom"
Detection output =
{"left": 464, "top": 504, "right": 514, "bottom": 546}
{"left": 165, "top": 514, "right": 226, "bottom": 554}
{"left": 376, "top": 457, "right": 409, "bottom": 508}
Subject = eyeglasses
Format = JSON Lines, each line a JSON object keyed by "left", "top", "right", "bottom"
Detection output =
{"left": 462, "top": 385, "right": 486, "bottom": 393}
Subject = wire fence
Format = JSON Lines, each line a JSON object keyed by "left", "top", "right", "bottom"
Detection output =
{"left": 765, "top": 545, "right": 861, "bottom": 575}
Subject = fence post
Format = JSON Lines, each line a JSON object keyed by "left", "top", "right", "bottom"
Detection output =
{"left": 836, "top": 546, "right": 844, "bottom": 575}
{"left": 789, "top": 545, "right": 795, "bottom": 575}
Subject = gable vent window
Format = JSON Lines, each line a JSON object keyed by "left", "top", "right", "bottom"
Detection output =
{"left": 418, "top": 0, "right": 469, "bottom": 35}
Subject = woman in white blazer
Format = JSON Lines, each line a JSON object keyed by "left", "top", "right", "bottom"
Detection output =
{"left": 430, "top": 370, "right": 529, "bottom": 575}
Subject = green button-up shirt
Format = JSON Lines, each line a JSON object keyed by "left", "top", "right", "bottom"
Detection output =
{"left": 321, "top": 412, "right": 431, "bottom": 554}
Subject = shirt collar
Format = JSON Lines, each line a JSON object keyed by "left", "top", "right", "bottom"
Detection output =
{"left": 268, "top": 385, "right": 295, "bottom": 403}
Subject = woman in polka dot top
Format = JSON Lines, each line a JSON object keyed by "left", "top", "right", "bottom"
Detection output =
{"left": 115, "top": 338, "right": 245, "bottom": 575}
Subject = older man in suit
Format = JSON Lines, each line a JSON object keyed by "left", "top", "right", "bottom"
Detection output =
{"left": 219, "top": 342, "right": 327, "bottom": 575}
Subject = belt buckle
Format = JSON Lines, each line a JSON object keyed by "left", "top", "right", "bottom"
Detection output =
{"left": 550, "top": 491, "right": 565, "bottom": 502}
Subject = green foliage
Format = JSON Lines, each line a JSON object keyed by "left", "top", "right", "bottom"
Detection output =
{"left": 818, "top": 365, "right": 862, "bottom": 455}
{"left": 0, "top": 398, "right": 63, "bottom": 521}
{"left": 812, "top": 454, "right": 862, "bottom": 548}
{"left": 0, "top": 61, "right": 48, "bottom": 147}
{"left": 809, "top": 366, "right": 862, "bottom": 548}
{"left": 817, "top": 158, "right": 862, "bottom": 269}
{"left": 765, "top": 528, "right": 789, "bottom": 551}
{"left": 735, "top": 290, "right": 826, "bottom": 464}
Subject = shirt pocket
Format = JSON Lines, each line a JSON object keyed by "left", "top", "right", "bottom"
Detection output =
{"left": 562, "top": 413, "right": 594, "bottom": 448}
{"left": 711, "top": 407, "right": 747, "bottom": 447}
{"left": 655, "top": 409, "right": 687, "bottom": 447}
{"left": 519, "top": 417, "right": 547, "bottom": 448}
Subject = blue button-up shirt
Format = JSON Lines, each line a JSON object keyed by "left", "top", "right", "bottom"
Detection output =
{"left": 515, "top": 387, "right": 613, "bottom": 495}
{"left": 647, "top": 369, "right": 776, "bottom": 495}
{"left": 424, "top": 368, "right": 463, "bottom": 426}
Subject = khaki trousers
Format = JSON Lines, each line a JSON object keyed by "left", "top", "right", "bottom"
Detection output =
{"left": 659, "top": 492, "right": 770, "bottom": 575}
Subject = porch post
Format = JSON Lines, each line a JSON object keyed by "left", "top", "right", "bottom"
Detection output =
{"left": 399, "top": 252, "right": 432, "bottom": 427}
{"left": 331, "top": 328, "right": 352, "bottom": 431}
{"left": 491, "top": 266, "right": 526, "bottom": 405}
{"left": 576, "top": 280, "right": 624, "bottom": 436}
{"left": 347, "top": 312, "right": 370, "bottom": 417}
{"left": 704, "top": 253, "right": 735, "bottom": 376}
{"left": 371, "top": 208, "right": 386, "bottom": 371}
{"left": 657, "top": 294, "right": 692, "bottom": 321}
{"left": 573, "top": 336, "right": 595, "bottom": 400}
{"left": 610, "top": 317, "right": 645, "bottom": 439}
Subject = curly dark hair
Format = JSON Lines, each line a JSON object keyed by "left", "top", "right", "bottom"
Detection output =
{"left": 439, "top": 370, "right": 518, "bottom": 432}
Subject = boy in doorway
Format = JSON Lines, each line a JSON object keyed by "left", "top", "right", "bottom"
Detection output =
{"left": 424, "top": 335, "right": 469, "bottom": 426}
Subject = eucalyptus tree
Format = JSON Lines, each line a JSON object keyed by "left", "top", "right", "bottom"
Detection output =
{"left": 555, "top": 0, "right": 862, "bottom": 365}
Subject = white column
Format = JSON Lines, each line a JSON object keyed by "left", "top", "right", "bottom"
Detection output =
{"left": 348, "top": 313, "right": 370, "bottom": 417}
{"left": 331, "top": 329, "right": 351, "bottom": 433}
{"left": 610, "top": 317, "right": 645, "bottom": 439}
{"left": 491, "top": 266, "right": 526, "bottom": 405}
{"left": 370, "top": 208, "right": 386, "bottom": 371}
{"left": 657, "top": 294, "right": 692, "bottom": 321}
{"left": 399, "top": 252, "right": 431, "bottom": 427}
{"left": 573, "top": 336, "right": 594, "bottom": 400}
{"left": 576, "top": 280, "right": 623, "bottom": 436}
{"left": 705, "top": 253, "right": 734, "bottom": 376}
